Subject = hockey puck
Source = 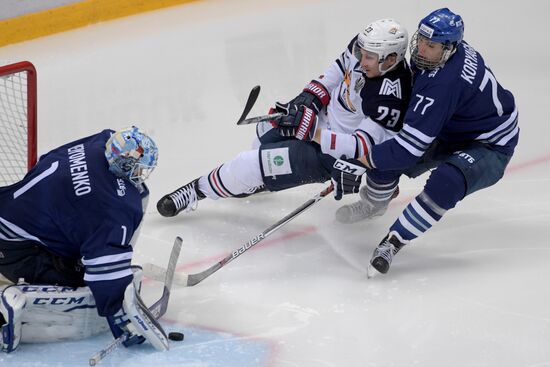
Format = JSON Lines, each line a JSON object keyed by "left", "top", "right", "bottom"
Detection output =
{"left": 168, "top": 332, "right": 184, "bottom": 341}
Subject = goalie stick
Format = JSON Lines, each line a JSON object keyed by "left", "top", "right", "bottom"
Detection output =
{"left": 236, "top": 85, "right": 284, "bottom": 126}
{"left": 88, "top": 236, "right": 183, "bottom": 366}
{"left": 143, "top": 185, "right": 333, "bottom": 287}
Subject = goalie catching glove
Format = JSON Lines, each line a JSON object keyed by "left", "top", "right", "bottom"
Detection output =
{"left": 107, "top": 282, "right": 169, "bottom": 351}
{"left": 331, "top": 158, "right": 368, "bottom": 200}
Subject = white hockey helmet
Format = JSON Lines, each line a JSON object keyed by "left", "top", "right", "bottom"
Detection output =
{"left": 105, "top": 126, "right": 158, "bottom": 187}
{"left": 353, "top": 19, "right": 408, "bottom": 75}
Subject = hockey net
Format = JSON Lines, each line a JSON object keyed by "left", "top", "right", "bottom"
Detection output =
{"left": 0, "top": 61, "right": 37, "bottom": 187}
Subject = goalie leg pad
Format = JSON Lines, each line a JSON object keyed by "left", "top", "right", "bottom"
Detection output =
{"left": 123, "top": 282, "right": 169, "bottom": 351}
{"left": 15, "top": 284, "right": 109, "bottom": 343}
{"left": 0, "top": 285, "right": 26, "bottom": 353}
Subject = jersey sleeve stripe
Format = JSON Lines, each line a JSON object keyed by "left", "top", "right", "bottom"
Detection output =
{"left": 398, "top": 129, "right": 431, "bottom": 150}
{"left": 354, "top": 131, "right": 370, "bottom": 158}
{"left": 475, "top": 108, "right": 518, "bottom": 140}
{"left": 394, "top": 125, "right": 435, "bottom": 157}
{"left": 82, "top": 252, "right": 133, "bottom": 266}
{"left": 487, "top": 119, "right": 518, "bottom": 143}
{"left": 401, "top": 124, "right": 435, "bottom": 145}
{"left": 476, "top": 116, "right": 518, "bottom": 146}
{"left": 85, "top": 260, "right": 132, "bottom": 274}
{"left": 394, "top": 135, "right": 426, "bottom": 157}
{"left": 84, "top": 268, "right": 133, "bottom": 282}
{"left": 496, "top": 125, "right": 519, "bottom": 146}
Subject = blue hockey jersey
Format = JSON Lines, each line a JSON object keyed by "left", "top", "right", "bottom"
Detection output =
{"left": 368, "top": 41, "right": 519, "bottom": 171}
{"left": 0, "top": 129, "right": 148, "bottom": 316}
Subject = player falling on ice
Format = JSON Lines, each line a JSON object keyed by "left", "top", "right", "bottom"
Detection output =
{"left": 157, "top": 19, "right": 412, "bottom": 220}
{"left": 0, "top": 127, "right": 170, "bottom": 353}
{"left": 343, "top": 8, "right": 519, "bottom": 275}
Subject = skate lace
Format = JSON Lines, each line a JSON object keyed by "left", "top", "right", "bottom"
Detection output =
{"left": 169, "top": 184, "right": 199, "bottom": 212}
{"left": 374, "top": 241, "right": 396, "bottom": 265}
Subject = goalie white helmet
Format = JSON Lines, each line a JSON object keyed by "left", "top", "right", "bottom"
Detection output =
{"left": 353, "top": 19, "right": 408, "bottom": 75}
{"left": 105, "top": 126, "right": 158, "bottom": 187}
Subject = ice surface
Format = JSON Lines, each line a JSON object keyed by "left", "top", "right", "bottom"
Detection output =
{"left": 1, "top": 0, "right": 549, "bottom": 366}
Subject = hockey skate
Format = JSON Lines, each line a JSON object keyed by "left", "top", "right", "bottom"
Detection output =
{"left": 367, "top": 233, "right": 405, "bottom": 277}
{"left": 156, "top": 178, "right": 205, "bottom": 217}
{"left": 335, "top": 185, "right": 399, "bottom": 224}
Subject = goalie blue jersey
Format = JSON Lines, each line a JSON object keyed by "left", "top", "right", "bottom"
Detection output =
{"left": 368, "top": 41, "right": 519, "bottom": 171}
{"left": 0, "top": 129, "right": 148, "bottom": 316}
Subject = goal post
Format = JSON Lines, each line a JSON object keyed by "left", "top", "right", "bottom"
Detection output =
{"left": 0, "top": 61, "right": 37, "bottom": 186}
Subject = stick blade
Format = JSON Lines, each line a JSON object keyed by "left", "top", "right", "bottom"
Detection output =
{"left": 236, "top": 85, "right": 261, "bottom": 124}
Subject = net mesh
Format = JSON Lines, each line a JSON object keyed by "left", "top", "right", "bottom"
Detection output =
{"left": 0, "top": 62, "right": 35, "bottom": 187}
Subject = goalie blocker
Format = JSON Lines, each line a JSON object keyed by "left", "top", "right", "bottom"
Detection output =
{"left": 0, "top": 268, "right": 168, "bottom": 353}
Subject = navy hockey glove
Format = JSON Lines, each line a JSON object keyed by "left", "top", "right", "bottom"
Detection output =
{"left": 331, "top": 158, "right": 367, "bottom": 200}
{"left": 106, "top": 308, "right": 146, "bottom": 347}
{"left": 276, "top": 105, "right": 318, "bottom": 141}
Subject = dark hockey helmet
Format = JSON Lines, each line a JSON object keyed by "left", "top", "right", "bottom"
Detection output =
{"left": 105, "top": 126, "right": 158, "bottom": 187}
{"left": 410, "top": 8, "right": 464, "bottom": 70}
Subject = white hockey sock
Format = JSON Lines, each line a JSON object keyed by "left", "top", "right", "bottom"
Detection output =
{"left": 198, "top": 149, "right": 264, "bottom": 199}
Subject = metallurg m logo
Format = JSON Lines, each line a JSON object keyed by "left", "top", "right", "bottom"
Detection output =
{"left": 379, "top": 78, "right": 402, "bottom": 99}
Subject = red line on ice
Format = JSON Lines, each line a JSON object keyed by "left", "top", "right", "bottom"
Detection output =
{"left": 173, "top": 152, "right": 550, "bottom": 270}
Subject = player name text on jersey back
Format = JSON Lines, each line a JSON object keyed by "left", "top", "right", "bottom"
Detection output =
{"left": 68, "top": 144, "right": 92, "bottom": 196}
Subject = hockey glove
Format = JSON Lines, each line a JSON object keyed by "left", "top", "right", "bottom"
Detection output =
{"left": 276, "top": 105, "right": 318, "bottom": 141}
{"left": 331, "top": 158, "right": 367, "bottom": 200}
{"left": 107, "top": 308, "right": 146, "bottom": 348}
{"left": 281, "top": 80, "right": 330, "bottom": 114}
{"left": 106, "top": 282, "right": 169, "bottom": 351}
{"left": 273, "top": 79, "right": 330, "bottom": 137}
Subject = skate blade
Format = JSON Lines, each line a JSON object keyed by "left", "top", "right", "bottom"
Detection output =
{"left": 366, "top": 264, "right": 379, "bottom": 279}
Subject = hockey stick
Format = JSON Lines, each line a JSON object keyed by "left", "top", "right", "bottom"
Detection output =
{"left": 143, "top": 185, "right": 334, "bottom": 287}
{"left": 237, "top": 112, "right": 284, "bottom": 126}
{"left": 236, "top": 85, "right": 284, "bottom": 126}
{"left": 236, "top": 85, "right": 261, "bottom": 124}
{"left": 89, "top": 236, "right": 183, "bottom": 366}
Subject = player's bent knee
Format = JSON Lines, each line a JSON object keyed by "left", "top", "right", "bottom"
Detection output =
{"left": 424, "top": 163, "right": 467, "bottom": 210}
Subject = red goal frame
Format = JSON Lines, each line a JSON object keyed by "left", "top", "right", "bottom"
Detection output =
{"left": 0, "top": 61, "right": 37, "bottom": 170}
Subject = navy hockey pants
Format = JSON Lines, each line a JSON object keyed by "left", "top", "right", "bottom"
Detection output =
{"left": 404, "top": 140, "right": 512, "bottom": 197}
{"left": 257, "top": 124, "right": 334, "bottom": 191}
{"left": 0, "top": 239, "right": 85, "bottom": 287}
{"left": 369, "top": 140, "right": 512, "bottom": 211}
{"left": 259, "top": 139, "right": 334, "bottom": 191}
